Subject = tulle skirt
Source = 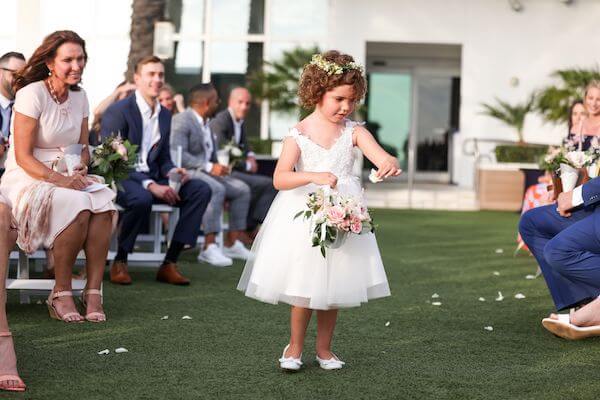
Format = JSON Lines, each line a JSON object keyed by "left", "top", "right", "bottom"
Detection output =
{"left": 237, "top": 177, "right": 390, "bottom": 310}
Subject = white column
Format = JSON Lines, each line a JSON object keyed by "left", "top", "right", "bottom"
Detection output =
{"left": 16, "top": 0, "right": 41, "bottom": 58}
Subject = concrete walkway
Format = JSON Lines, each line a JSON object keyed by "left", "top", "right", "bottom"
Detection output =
{"left": 363, "top": 182, "right": 478, "bottom": 211}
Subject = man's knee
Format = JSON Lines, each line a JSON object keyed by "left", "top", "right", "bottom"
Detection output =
{"left": 128, "top": 191, "right": 154, "bottom": 211}
{"left": 543, "top": 239, "right": 569, "bottom": 273}
{"left": 519, "top": 207, "right": 542, "bottom": 238}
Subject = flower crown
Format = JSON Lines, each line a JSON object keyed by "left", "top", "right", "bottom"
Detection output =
{"left": 308, "top": 54, "right": 364, "bottom": 76}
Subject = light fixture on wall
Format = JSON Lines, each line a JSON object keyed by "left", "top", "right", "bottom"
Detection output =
{"left": 153, "top": 21, "right": 180, "bottom": 59}
{"left": 508, "top": 0, "right": 523, "bottom": 12}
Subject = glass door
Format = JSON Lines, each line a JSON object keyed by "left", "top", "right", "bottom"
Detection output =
{"left": 367, "top": 72, "right": 412, "bottom": 172}
{"left": 413, "top": 72, "right": 457, "bottom": 182}
{"left": 367, "top": 68, "right": 458, "bottom": 184}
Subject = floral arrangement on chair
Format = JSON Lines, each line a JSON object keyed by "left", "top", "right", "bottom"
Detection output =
{"left": 540, "top": 138, "right": 600, "bottom": 198}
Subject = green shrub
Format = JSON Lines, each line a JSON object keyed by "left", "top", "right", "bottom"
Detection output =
{"left": 247, "top": 137, "right": 274, "bottom": 155}
{"left": 494, "top": 145, "right": 547, "bottom": 163}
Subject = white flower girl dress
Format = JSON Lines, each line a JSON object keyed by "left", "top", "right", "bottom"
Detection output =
{"left": 237, "top": 120, "right": 390, "bottom": 310}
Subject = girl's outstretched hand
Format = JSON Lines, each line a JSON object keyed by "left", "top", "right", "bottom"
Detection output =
{"left": 313, "top": 172, "right": 338, "bottom": 188}
{"left": 376, "top": 156, "right": 402, "bottom": 179}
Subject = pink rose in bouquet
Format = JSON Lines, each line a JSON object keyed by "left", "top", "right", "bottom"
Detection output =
{"left": 327, "top": 205, "right": 346, "bottom": 226}
{"left": 350, "top": 216, "right": 363, "bottom": 234}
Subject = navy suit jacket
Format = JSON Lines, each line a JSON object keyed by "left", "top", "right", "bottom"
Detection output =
{"left": 99, "top": 95, "right": 175, "bottom": 184}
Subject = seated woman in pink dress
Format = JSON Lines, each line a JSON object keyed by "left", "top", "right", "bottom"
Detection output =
{"left": 0, "top": 196, "right": 25, "bottom": 392}
{"left": 1, "top": 30, "right": 116, "bottom": 323}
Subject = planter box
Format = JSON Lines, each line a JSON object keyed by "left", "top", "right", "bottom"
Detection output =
{"left": 477, "top": 165, "right": 525, "bottom": 211}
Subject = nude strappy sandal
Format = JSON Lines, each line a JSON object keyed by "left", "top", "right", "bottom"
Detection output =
{"left": 46, "top": 291, "right": 84, "bottom": 323}
{"left": 542, "top": 314, "right": 600, "bottom": 340}
{"left": 80, "top": 289, "right": 106, "bottom": 323}
{"left": 0, "top": 332, "right": 26, "bottom": 392}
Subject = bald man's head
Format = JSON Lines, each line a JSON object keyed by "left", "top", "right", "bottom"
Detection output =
{"left": 228, "top": 87, "right": 252, "bottom": 121}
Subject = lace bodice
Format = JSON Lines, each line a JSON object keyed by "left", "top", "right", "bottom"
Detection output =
{"left": 286, "top": 120, "right": 362, "bottom": 179}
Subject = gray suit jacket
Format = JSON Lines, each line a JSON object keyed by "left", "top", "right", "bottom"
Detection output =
{"left": 170, "top": 108, "right": 217, "bottom": 170}
{"left": 210, "top": 109, "right": 251, "bottom": 156}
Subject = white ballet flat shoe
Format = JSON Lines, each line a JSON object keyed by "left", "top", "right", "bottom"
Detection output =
{"left": 279, "top": 344, "right": 303, "bottom": 371}
{"left": 316, "top": 353, "right": 345, "bottom": 370}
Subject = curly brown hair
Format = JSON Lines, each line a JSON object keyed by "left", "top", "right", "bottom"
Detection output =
{"left": 298, "top": 50, "right": 366, "bottom": 109}
{"left": 13, "top": 30, "right": 87, "bottom": 93}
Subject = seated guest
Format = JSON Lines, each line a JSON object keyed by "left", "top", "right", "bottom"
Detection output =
{"left": 0, "top": 198, "right": 25, "bottom": 392}
{"left": 519, "top": 82, "right": 600, "bottom": 339}
{"left": 210, "top": 87, "right": 277, "bottom": 238}
{"left": 171, "top": 83, "right": 251, "bottom": 267}
{"left": 3, "top": 30, "right": 116, "bottom": 323}
{"left": 89, "top": 80, "right": 136, "bottom": 145}
{"left": 516, "top": 100, "right": 588, "bottom": 253}
{"left": 0, "top": 52, "right": 26, "bottom": 169}
{"left": 100, "top": 56, "right": 212, "bottom": 285}
{"left": 159, "top": 84, "right": 185, "bottom": 115}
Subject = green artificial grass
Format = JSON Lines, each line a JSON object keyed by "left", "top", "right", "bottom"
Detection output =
{"left": 5, "top": 210, "right": 600, "bottom": 399}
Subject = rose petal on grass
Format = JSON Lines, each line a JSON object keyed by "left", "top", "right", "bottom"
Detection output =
{"left": 525, "top": 275, "right": 536, "bottom": 280}
{"left": 97, "top": 349, "right": 110, "bottom": 355}
{"left": 161, "top": 315, "right": 169, "bottom": 320}
{"left": 514, "top": 293, "right": 526, "bottom": 299}
{"left": 431, "top": 302, "right": 442, "bottom": 306}
{"left": 182, "top": 315, "right": 192, "bottom": 320}
{"left": 495, "top": 249, "right": 504, "bottom": 254}
{"left": 484, "top": 326, "right": 494, "bottom": 331}
{"left": 478, "top": 297, "right": 486, "bottom": 302}
{"left": 385, "top": 321, "right": 390, "bottom": 327}
{"left": 431, "top": 293, "right": 440, "bottom": 298}
{"left": 115, "top": 347, "right": 128, "bottom": 354}
{"left": 495, "top": 291, "right": 504, "bottom": 301}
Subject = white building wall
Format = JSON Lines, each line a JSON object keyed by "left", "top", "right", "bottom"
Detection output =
{"left": 328, "top": 0, "right": 600, "bottom": 187}
{"left": 2, "top": 0, "right": 133, "bottom": 120}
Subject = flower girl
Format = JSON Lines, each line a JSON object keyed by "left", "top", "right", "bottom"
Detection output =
{"left": 237, "top": 50, "right": 401, "bottom": 371}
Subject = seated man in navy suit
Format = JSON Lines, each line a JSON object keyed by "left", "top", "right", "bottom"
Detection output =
{"left": 519, "top": 174, "right": 600, "bottom": 338}
{"left": 100, "top": 56, "right": 211, "bottom": 285}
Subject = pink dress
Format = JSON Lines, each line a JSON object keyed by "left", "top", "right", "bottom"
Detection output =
{"left": 0, "top": 81, "right": 116, "bottom": 251}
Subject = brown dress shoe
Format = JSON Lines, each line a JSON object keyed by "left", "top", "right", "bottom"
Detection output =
{"left": 156, "top": 262, "right": 190, "bottom": 285}
{"left": 110, "top": 260, "right": 132, "bottom": 285}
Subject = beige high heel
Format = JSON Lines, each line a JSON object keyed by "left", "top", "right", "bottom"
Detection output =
{"left": 46, "top": 291, "right": 84, "bottom": 323}
{"left": 80, "top": 289, "right": 106, "bottom": 323}
{"left": 0, "top": 332, "right": 26, "bottom": 392}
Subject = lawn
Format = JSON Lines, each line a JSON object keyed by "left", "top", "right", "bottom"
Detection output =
{"left": 5, "top": 210, "right": 600, "bottom": 400}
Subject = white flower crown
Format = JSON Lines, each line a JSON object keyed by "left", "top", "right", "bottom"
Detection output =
{"left": 308, "top": 54, "right": 364, "bottom": 76}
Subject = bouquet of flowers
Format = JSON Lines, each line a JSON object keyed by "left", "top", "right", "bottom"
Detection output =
{"left": 217, "top": 140, "right": 245, "bottom": 169}
{"left": 91, "top": 134, "right": 138, "bottom": 190}
{"left": 294, "top": 188, "right": 375, "bottom": 257}
{"left": 539, "top": 146, "right": 566, "bottom": 173}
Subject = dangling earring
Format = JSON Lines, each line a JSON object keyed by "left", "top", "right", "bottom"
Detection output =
{"left": 48, "top": 70, "right": 52, "bottom": 77}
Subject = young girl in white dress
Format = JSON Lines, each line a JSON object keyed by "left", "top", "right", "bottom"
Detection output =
{"left": 237, "top": 50, "right": 401, "bottom": 371}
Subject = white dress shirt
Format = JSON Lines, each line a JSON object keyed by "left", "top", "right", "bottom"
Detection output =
{"left": 135, "top": 90, "right": 162, "bottom": 189}
{"left": 192, "top": 110, "right": 215, "bottom": 173}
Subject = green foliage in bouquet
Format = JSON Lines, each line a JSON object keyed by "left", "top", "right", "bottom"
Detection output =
{"left": 91, "top": 135, "right": 138, "bottom": 190}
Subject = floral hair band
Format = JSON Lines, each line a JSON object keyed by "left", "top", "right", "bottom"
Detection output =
{"left": 308, "top": 54, "right": 364, "bottom": 76}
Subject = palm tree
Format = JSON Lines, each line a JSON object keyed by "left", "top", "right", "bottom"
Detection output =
{"left": 481, "top": 95, "right": 535, "bottom": 144}
{"left": 248, "top": 45, "right": 320, "bottom": 117}
{"left": 125, "top": 0, "right": 167, "bottom": 81}
{"left": 536, "top": 67, "right": 600, "bottom": 124}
